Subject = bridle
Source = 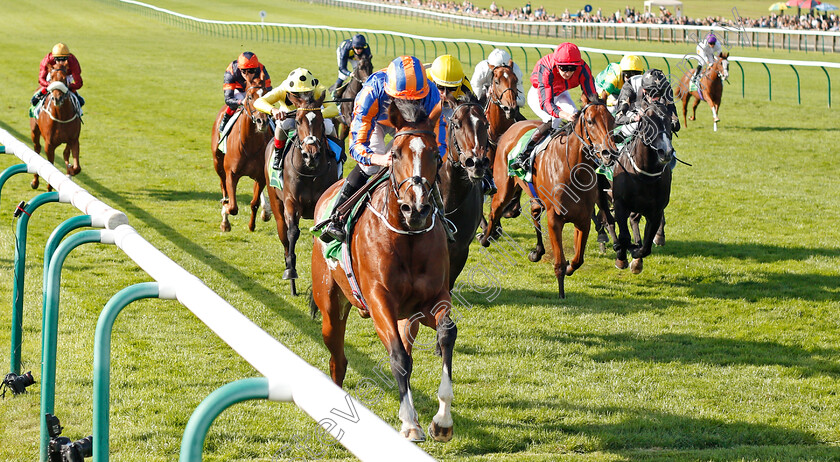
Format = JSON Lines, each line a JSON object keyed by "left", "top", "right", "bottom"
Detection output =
{"left": 288, "top": 107, "right": 331, "bottom": 177}
{"left": 565, "top": 101, "right": 617, "bottom": 167}
{"left": 446, "top": 102, "right": 487, "bottom": 169}
{"left": 44, "top": 69, "right": 78, "bottom": 123}
{"left": 486, "top": 65, "right": 518, "bottom": 119}
{"left": 240, "top": 84, "right": 265, "bottom": 125}
{"left": 351, "top": 57, "right": 372, "bottom": 85}
{"left": 622, "top": 103, "right": 671, "bottom": 178}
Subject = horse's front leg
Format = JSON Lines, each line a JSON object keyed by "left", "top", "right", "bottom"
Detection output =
{"left": 67, "top": 139, "right": 81, "bottom": 176}
{"left": 690, "top": 96, "right": 701, "bottom": 121}
{"left": 479, "top": 175, "right": 516, "bottom": 247}
{"left": 44, "top": 143, "right": 57, "bottom": 192}
{"left": 30, "top": 120, "right": 41, "bottom": 189}
{"left": 247, "top": 180, "right": 264, "bottom": 232}
{"left": 629, "top": 212, "right": 642, "bottom": 246}
{"left": 630, "top": 210, "right": 663, "bottom": 274}
{"left": 545, "top": 211, "right": 569, "bottom": 298}
{"left": 282, "top": 198, "right": 301, "bottom": 296}
{"left": 654, "top": 213, "right": 666, "bottom": 246}
{"left": 220, "top": 170, "right": 240, "bottom": 232}
{"left": 422, "top": 297, "right": 456, "bottom": 442}
{"left": 528, "top": 199, "right": 545, "bottom": 262}
{"left": 565, "top": 217, "right": 591, "bottom": 276}
{"left": 613, "top": 200, "right": 632, "bottom": 270}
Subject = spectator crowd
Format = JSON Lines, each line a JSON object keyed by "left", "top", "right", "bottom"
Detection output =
{"left": 375, "top": 0, "right": 840, "bottom": 31}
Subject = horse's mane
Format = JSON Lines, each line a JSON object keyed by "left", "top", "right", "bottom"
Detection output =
{"left": 392, "top": 98, "right": 428, "bottom": 124}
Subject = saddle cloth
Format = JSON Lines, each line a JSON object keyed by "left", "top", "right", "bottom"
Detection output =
{"left": 506, "top": 128, "right": 552, "bottom": 182}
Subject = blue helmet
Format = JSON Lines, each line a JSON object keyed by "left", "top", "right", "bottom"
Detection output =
{"left": 351, "top": 34, "right": 367, "bottom": 48}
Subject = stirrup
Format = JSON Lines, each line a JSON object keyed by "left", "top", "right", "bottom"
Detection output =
{"left": 320, "top": 219, "right": 346, "bottom": 243}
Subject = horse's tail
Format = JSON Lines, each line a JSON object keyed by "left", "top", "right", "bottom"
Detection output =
{"left": 308, "top": 290, "right": 320, "bottom": 320}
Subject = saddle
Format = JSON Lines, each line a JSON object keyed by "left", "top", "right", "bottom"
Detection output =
{"left": 507, "top": 124, "right": 569, "bottom": 181}
{"left": 217, "top": 110, "right": 243, "bottom": 152}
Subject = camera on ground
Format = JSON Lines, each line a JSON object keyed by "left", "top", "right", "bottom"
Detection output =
{"left": 1, "top": 371, "right": 35, "bottom": 396}
{"left": 45, "top": 413, "right": 93, "bottom": 462}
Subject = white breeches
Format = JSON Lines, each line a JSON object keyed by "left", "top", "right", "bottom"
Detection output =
{"left": 359, "top": 123, "right": 395, "bottom": 175}
{"left": 527, "top": 87, "right": 577, "bottom": 128}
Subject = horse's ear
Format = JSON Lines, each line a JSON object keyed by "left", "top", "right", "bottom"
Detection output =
{"left": 507, "top": 59, "right": 514, "bottom": 67}
{"left": 581, "top": 92, "right": 591, "bottom": 105}
{"left": 388, "top": 99, "right": 406, "bottom": 129}
{"left": 316, "top": 90, "right": 326, "bottom": 107}
{"left": 721, "top": 52, "right": 729, "bottom": 59}
{"left": 288, "top": 91, "right": 303, "bottom": 107}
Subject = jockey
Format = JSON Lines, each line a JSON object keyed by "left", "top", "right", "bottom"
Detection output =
{"left": 333, "top": 34, "right": 373, "bottom": 93}
{"left": 219, "top": 52, "right": 272, "bottom": 133}
{"left": 254, "top": 68, "right": 339, "bottom": 170}
{"left": 319, "top": 56, "right": 449, "bottom": 244}
{"left": 693, "top": 32, "right": 722, "bottom": 84}
{"left": 470, "top": 48, "right": 526, "bottom": 109}
{"left": 510, "top": 42, "right": 598, "bottom": 171}
{"left": 31, "top": 43, "right": 84, "bottom": 108}
{"left": 614, "top": 69, "right": 680, "bottom": 150}
{"left": 427, "top": 55, "right": 496, "bottom": 195}
{"left": 595, "top": 54, "right": 645, "bottom": 110}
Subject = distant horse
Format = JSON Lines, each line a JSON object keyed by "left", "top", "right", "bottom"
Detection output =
{"left": 480, "top": 95, "right": 617, "bottom": 298}
{"left": 311, "top": 103, "right": 455, "bottom": 442}
{"left": 334, "top": 53, "right": 373, "bottom": 144}
{"left": 608, "top": 103, "right": 673, "bottom": 274}
{"left": 264, "top": 92, "right": 339, "bottom": 296}
{"left": 211, "top": 79, "right": 272, "bottom": 232}
{"left": 439, "top": 97, "right": 491, "bottom": 289}
{"left": 675, "top": 52, "right": 729, "bottom": 131}
{"left": 30, "top": 65, "right": 82, "bottom": 191}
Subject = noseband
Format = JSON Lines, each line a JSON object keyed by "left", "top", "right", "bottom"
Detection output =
{"left": 447, "top": 102, "right": 486, "bottom": 169}
{"left": 241, "top": 87, "right": 264, "bottom": 125}
{"left": 623, "top": 105, "right": 671, "bottom": 178}
{"left": 288, "top": 107, "right": 331, "bottom": 177}
{"left": 488, "top": 66, "right": 517, "bottom": 116}
{"left": 568, "top": 101, "right": 616, "bottom": 166}
{"left": 390, "top": 129, "right": 437, "bottom": 201}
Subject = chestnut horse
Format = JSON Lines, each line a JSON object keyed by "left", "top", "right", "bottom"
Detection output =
{"left": 607, "top": 103, "right": 673, "bottom": 274}
{"left": 311, "top": 104, "right": 455, "bottom": 442}
{"left": 480, "top": 95, "right": 617, "bottom": 298}
{"left": 675, "top": 52, "right": 729, "bottom": 131}
{"left": 335, "top": 53, "right": 373, "bottom": 144}
{"left": 264, "top": 92, "right": 339, "bottom": 296}
{"left": 439, "top": 98, "right": 491, "bottom": 289}
{"left": 30, "top": 66, "right": 82, "bottom": 191}
{"left": 211, "top": 80, "right": 272, "bottom": 232}
{"left": 484, "top": 60, "right": 520, "bottom": 165}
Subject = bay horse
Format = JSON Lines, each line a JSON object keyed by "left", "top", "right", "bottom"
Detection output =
{"left": 30, "top": 65, "right": 82, "bottom": 191}
{"left": 264, "top": 92, "right": 339, "bottom": 296}
{"left": 480, "top": 94, "right": 617, "bottom": 298}
{"left": 211, "top": 79, "right": 272, "bottom": 232}
{"left": 311, "top": 103, "right": 455, "bottom": 442}
{"left": 483, "top": 60, "right": 520, "bottom": 166}
{"left": 335, "top": 53, "right": 373, "bottom": 144}
{"left": 439, "top": 97, "right": 491, "bottom": 289}
{"left": 608, "top": 102, "right": 673, "bottom": 274}
{"left": 675, "top": 52, "right": 729, "bottom": 131}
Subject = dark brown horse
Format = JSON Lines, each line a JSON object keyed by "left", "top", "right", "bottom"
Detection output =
{"left": 607, "top": 103, "right": 673, "bottom": 274}
{"left": 30, "top": 65, "right": 82, "bottom": 191}
{"left": 675, "top": 52, "right": 729, "bottom": 131}
{"left": 439, "top": 97, "right": 491, "bottom": 289}
{"left": 264, "top": 92, "right": 339, "bottom": 296}
{"left": 211, "top": 79, "right": 272, "bottom": 232}
{"left": 480, "top": 95, "right": 617, "bottom": 298}
{"left": 311, "top": 104, "right": 455, "bottom": 442}
{"left": 335, "top": 53, "right": 373, "bottom": 144}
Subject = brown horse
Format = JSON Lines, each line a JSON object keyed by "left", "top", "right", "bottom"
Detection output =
{"left": 439, "top": 98, "right": 491, "bottom": 289}
{"left": 483, "top": 60, "right": 520, "bottom": 165}
{"left": 480, "top": 95, "right": 617, "bottom": 298}
{"left": 264, "top": 92, "right": 339, "bottom": 296}
{"left": 607, "top": 103, "right": 674, "bottom": 274}
{"left": 211, "top": 79, "right": 272, "bottom": 232}
{"left": 335, "top": 53, "right": 373, "bottom": 144}
{"left": 311, "top": 103, "right": 455, "bottom": 442}
{"left": 675, "top": 52, "right": 729, "bottom": 131}
{"left": 30, "top": 65, "right": 82, "bottom": 191}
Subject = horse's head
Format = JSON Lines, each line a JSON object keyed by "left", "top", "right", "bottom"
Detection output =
{"left": 635, "top": 103, "right": 674, "bottom": 168}
{"left": 47, "top": 67, "right": 71, "bottom": 106}
{"left": 575, "top": 93, "right": 618, "bottom": 164}
{"left": 446, "top": 98, "right": 491, "bottom": 183}
{"left": 388, "top": 98, "right": 441, "bottom": 230}
{"left": 243, "top": 79, "right": 270, "bottom": 133}
{"left": 488, "top": 60, "right": 519, "bottom": 119}
{"left": 714, "top": 52, "right": 730, "bottom": 82}
{"left": 355, "top": 53, "right": 373, "bottom": 81}
{"left": 289, "top": 91, "right": 327, "bottom": 171}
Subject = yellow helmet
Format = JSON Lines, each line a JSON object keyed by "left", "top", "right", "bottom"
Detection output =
{"left": 52, "top": 43, "right": 70, "bottom": 58}
{"left": 427, "top": 55, "right": 465, "bottom": 88}
{"left": 619, "top": 55, "right": 645, "bottom": 73}
{"left": 285, "top": 68, "right": 318, "bottom": 92}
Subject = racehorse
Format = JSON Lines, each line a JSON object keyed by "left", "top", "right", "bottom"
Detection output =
{"left": 335, "top": 53, "right": 373, "bottom": 144}
{"left": 264, "top": 92, "right": 339, "bottom": 296}
{"left": 608, "top": 102, "right": 673, "bottom": 274}
{"left": 311, "top": 102, "right": 455, "bottom": 442}
{"left": 30, "top": 65, "right": 82, "bottom": 191}
{"left": 483, "top": 60, "right": 520, "bottom": 166}
{"left": 439, "top": 97, "right": 491, "bottom": 289}
{"left": 675, "top": 52, "right": 729, "bottom": 131}
{"left": 211, "top": 79, "right": 272, "bottom": 232}
{"left": 480, "top": 94, "right": 617, "bottom": 298}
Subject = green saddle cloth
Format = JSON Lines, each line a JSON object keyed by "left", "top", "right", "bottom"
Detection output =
{"left": 507, "top": 128, "right": 537, "bottom": 182}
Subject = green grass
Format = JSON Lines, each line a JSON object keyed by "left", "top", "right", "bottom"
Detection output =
{"left": 1, "top": 0, "right": 839, "bottom": 461}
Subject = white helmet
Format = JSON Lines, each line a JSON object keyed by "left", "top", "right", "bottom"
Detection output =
{"left": 488, "top": 49, "right": 512, "bottom": 67}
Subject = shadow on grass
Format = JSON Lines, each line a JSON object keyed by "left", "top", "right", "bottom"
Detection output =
{"left": 455, "top": 287, "right": 688, "bottom": 314}
{"left": 549, "top": 331, "right": 840, "bottom": 378}
{"left": 141, "top": 187, "right": 221, "bottom": 202}
{"left": 678, "top": 271, "right": 840, "bottom": 302}
{"left": 0, "top": 119, "right": 31, "bottom": 142}
{"left": 657, "top": 240, "right": 840, "bottom": 263}
{"left": 745, "top": 126, "right": 840, "bottom": 132}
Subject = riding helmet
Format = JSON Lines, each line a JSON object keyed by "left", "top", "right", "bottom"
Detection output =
{"left": 52, "top": 43, "right": 70, "bottom": 57}
{"left": 237, "top": 51, "right": 261, "bottom": 70}
{"left": 488, "top": 48, "right": 512, "bottom": 67}
{"left": 619, "top": 55, "right": 645, "bottom": 73}
{"left": 385, "top": 56, "right": 430, "bottom": 100}
{"left": 351, "top": 34, "right": 367, "bottom": 48}
{"left": 285, "top": 68, "right": 318, "bottom": 92}
{"left": 428, "top": 55, "right": 465, "bottom": 88}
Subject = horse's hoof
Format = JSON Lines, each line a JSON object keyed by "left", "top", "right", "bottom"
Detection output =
{"left": 428, "top": 421, "right": 453, "bottom": 442}
{"left": 220, "top": 221, "right": 231, "bottom": 232}
{"left": 615, "top": 259, "right": 628, "bottom": 270}
{"left": 528, "top": 249, "right": 544, "bottom": 262}
{"left": 402, "top": 427, "right": 426, "bottom": 442}
{"left": 597, "top": 232, "right": 609, "bottom": 244}
{"left": 30, "top": 178, "right": 39, "bottom": 189}
{"left": 73, "top": 166, "right": 81, "bottom": 176}
{"left": 630, "top": 258, "right": 643, "bottom": 274}
{"left": 283, "top": 268, "right": 299, "bottom": 280}
{"left": 714, "top": 118, "right": 721, "bottom": 123}
{"left": 654, "top": 233, "right": 665, "bottom": 246}
{"left": 689, "top": 116, "right": 695, "bottom": 121}
{"left": 478, "top": 234, "right": 490, "bottom": 248}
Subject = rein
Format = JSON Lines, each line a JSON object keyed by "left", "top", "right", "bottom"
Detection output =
{"left": 446, "top": 102, "right": 485, "bottom": 168}
{"left": 288, "top": 108, "right": 332, "bottom": 178}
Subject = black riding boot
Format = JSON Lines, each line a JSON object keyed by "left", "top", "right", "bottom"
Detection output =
{"left": 510, "top": 121, "right": 552, "bottom": 171}
{"left": 271, "top": 139, "right": 287, "bottom": 170}
{"left": 320, "top": 167, "right": 369, "bottom": 243}
{"left": 31, "top": 90, "right": 46, "bottom": 107}
{"left": 481, "top": 171, "right": 497, "bottom": 195}
{"left": 692, "top": 66, "right": 702, "bottom": 85}
{"left": 219, "top": 112, "right": 232, "bottom": 134}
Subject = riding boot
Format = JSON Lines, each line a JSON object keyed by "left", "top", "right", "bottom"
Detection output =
{"left": 75, "top": 92, "right": 85, "bottom": 107}
{"left": 320, "top": 167, "right": 369, "bottom": 243}
{"left": 219, "top": 112, "right": 232, "bottom": 134}
{"left": 31, "top": 89, "right": 47, "bottom": 107}
{"left": 692, "top": 66, "right": 702, "bottom": 86}
{"left": 432, "top": 183, "right": 456, "bottom": 242}
{"left": 481, "top": 170, "right": 497, "bottom": 195}
{"left": 510, "top": 121, "right": 552, "bottom": 171}
{"left": 271, "top": 138, "right": 287, "bottom": 171}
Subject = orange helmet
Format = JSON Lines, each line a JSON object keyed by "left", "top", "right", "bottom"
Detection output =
{"left": 385, "top": 56, "right": 430, "bottom": 100}
{"left": 237, "top": 51, "right": 261, "bottom": 70}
